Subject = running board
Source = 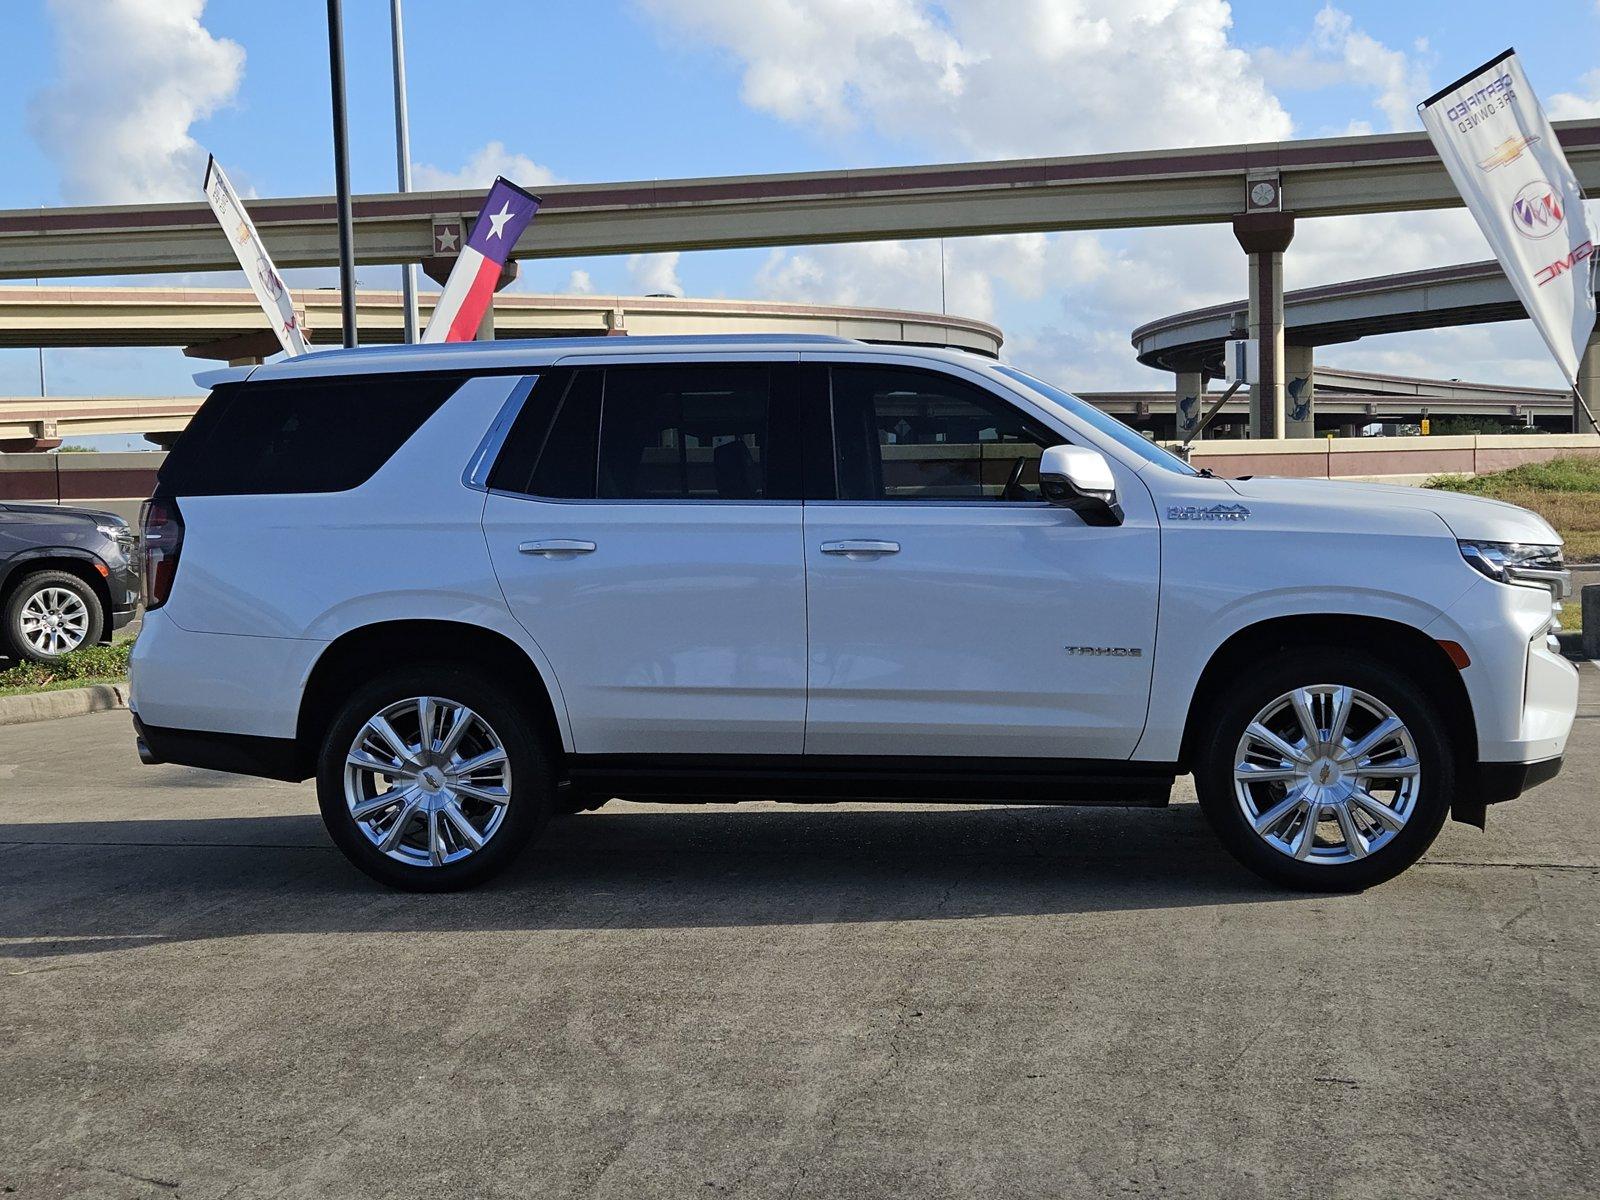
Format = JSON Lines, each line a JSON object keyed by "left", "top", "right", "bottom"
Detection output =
{"left": 566, "top": 754, "right": 1175, "bottom": 807}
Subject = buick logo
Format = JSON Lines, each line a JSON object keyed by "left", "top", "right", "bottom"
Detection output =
{"left": 1511, "top": 180, "right": 1564, "bottom": 240}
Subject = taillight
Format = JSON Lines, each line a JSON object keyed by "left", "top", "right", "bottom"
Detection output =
{"left": 141, "top": 496, "right": 185, "bottom": 609}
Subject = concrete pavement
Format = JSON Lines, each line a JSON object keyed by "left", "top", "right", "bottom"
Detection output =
{"left": 1, "top": 667, "right": 1597, "bottom": 1198}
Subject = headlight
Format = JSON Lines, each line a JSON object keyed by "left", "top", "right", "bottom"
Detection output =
{"left": 97, "top": 522, "right": 136, "bottom": 549}
{"left": 1458, "top": 541, "right": 1569, "bottom": 593}
{"left": 1459, "top": 541, "right": 1570, "bottom": 646}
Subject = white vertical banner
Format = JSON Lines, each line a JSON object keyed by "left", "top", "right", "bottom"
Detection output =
{"left": 1419, "top": 50, "right": 1596, "bottom": 387}
{"left": 202, "top": 155, "right": 311, "bottom": 357}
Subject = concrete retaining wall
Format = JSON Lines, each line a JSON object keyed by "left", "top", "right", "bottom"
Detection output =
{"left": 1185, "top": 433, "right": 1600, "bottom": 481}
{"left": 0, "top": 450, "right": 160, "bottom": 522}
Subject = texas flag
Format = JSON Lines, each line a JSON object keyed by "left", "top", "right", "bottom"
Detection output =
{"left": 420, "top": 177, "right": 542, "bottom": 343}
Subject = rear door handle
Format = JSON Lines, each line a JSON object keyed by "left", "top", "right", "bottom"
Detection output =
{"left": 518, "top": 539, "right": 596, "bottom": 556}
{"left": 820, "top": 539, "right": 900, "bottom": 557}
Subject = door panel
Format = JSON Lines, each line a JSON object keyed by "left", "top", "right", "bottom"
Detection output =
{"left": 801, "top": 362, "right": 1159, "bottom": 760}
{"left": 483, "top": 361, "right": 807, "bottom": 755}
{"left": 803, "top": 502, "right": 1159, "bottom": 758}
{"left": 486, "top": 497, "right": 806, "bottom": 754}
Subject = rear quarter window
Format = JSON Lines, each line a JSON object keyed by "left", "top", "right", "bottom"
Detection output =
{"left": 157, "top": 375, "right": 461, "bottom": 496}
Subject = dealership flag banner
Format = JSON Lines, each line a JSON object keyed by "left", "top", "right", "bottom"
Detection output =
{"left": 1419, "top": 50, "right": 1596, "bottom": 391}
{"left": 202, "top": 156, "right": 310, "bottom": 357}
{"left": 421, "top": 178, "right": 542, "bottom": 343}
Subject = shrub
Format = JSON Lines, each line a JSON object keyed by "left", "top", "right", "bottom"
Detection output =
{"left": 1426, "top": 456, "right": 1600, "bottom": 495}
{"left": 0, "top": 639, "right": 132, "bottom": 691}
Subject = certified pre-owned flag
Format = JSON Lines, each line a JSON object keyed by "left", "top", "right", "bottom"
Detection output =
{"left": 421, "top": 178, "right": 542, "bottom": 343}
{"left": 1419, "top": 50, "right": 1597, "bottom": 401}
{"left": 203, "top": 156, "right": 310, "bottom": 357}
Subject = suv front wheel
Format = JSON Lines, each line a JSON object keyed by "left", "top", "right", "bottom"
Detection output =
{"left": 316, "top": 666, "right": 553, "bottom": 891}
{"left": 2, "top": 569, "right": 104, "bottom": 663}
{"left": 1194, "top": 649, "right": 1454, "bottom": 891}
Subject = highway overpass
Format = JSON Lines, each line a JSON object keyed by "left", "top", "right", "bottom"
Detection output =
{"left": 1132, "top": 259, "right": 1599, "bottom": 374}
{"left": 1131, "top": 258, "right": 1600, "bottom": 438}
{"left": 0, "top": 287, "right": 1000, "bottom": 448}
{"left": 0, "top": 284, "right": 1001, "bottom": 360}
{"left": 4, "top": 120, "right": 1597, "bottom": 440}
{"left": 3, "top": 123, "right": 1596, "bottom": 280}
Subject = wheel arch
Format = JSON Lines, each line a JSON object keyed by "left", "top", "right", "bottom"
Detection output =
{"left": 0, "top": 552, "right": 114, "bottom": 644}
{"left": 294, "top": 619, "right": 570, "bottom": 778}
{"left": 1178, "top": 613, "right": 1481, "bottom": 824}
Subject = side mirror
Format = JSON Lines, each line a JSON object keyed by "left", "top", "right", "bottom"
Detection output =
{"left": 1039, "top": 445, "right": 1123, "bottom": 526}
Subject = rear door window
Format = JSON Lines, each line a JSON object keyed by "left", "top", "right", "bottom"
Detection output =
{"left": 491, "top": 364, "right": 802, "bottom": 501}
{"left": 157, "top": 375, "right": 460, "bottom": 496}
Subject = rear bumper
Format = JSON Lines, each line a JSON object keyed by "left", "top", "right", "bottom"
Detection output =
{"left": 133, "top": 712, "right": 307, "bottom": 782}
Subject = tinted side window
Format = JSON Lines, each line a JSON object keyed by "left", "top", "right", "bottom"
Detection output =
{"left": 830, "top": 366, "right": 1064, "bottom": 502}
{"left": 597, "top": 366, "right": 770, "bottom": 501}
{"left": 528, "top": 369, "right": 602, "bottom": 499}
{"left": 157, "top": 375, "right": 459, "bottom": 496}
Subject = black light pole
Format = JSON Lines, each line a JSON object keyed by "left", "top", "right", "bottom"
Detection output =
{"left": 327, "top": 0, "right": 358, "bottom": 347}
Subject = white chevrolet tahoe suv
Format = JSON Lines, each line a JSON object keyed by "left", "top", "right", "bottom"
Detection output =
{"left": 130, "top": 335, "right": 1579, "bottom": 892}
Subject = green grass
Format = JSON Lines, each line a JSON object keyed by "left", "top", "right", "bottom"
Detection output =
{"left": 1426, "top": 456, "right": 1600, "bottom": 563}
{"left": 0, "top": 640, "right": 131, "bottom": 696}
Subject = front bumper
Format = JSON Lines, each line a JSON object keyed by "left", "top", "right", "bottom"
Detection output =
{"left": 1453, "top": 755, "right": 1564, "bottom": 828}
{"left": 1478, "top": 755, "right": 1563, "bottom": 805}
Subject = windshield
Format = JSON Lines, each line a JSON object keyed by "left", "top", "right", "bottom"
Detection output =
{"left": 992, "top": 365, "right": 1199, "bottom": 476}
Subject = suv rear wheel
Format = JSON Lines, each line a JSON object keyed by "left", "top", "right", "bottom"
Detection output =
{"left": 316, "top": 666, "right": 553, "bottom": 891}
{"left": 2, "top": 569, "right": 103, "bottom": 663}
{"left": 1194, "top": 649, "right": 1454, "bottom": 891}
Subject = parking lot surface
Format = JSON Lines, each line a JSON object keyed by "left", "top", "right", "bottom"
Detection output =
{"left": 2, "top": 667, "right": 1598, "bottom": 1199}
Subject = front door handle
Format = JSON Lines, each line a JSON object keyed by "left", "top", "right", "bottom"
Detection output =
{"left": 820, "top": 539, "right": 900, "bottom": 558}
{"left": 519, "top": 539, "right": 597, "bottom": 557}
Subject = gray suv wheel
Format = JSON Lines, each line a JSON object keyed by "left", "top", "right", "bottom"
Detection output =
{"left": 3, "top": 569, "right": 103, "bottom": 663}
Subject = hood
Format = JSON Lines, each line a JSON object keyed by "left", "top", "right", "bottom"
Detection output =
{"left": 1224, "top": 476, "right": 1561, "bottom": 546}
{"left": 0, "top": 501, "right": 127, "bottom": 526}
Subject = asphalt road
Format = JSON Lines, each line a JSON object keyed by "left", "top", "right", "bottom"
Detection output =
{"left": 2, "top": 668, "right": 1598, "bottom": 1199}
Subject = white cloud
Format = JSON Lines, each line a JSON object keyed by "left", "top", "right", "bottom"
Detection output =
{"left": 1548, "top": 70, "right": 1600, "bottom": 120}
{"left": 1254, "top": 5, "right": 1429, "bottom": 132}
{"left": 567, "top": 269, "right": 595, "bottom": 294}
{"left": 30, "top": 0, "right": 244, "bottom": 204}
{"left": 643, "top": 1, "right": 1563, "bottom": 391}
{"left": 628, "top": 252, "right": 684, "bottom": 296}
{"left": 641, "top": 0, "right": 1291, "bottom": 158}
{"left": 413, "top": 141, "right": 560, "bottom": 191}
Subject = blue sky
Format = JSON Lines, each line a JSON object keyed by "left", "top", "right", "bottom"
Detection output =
{"left": 3, "top": 0, "right": 1599, "bottom": 438}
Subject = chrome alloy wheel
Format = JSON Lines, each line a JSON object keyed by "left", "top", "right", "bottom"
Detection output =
{"left": 1233, "top": 684, "right": 1420, "bottom": 866}
{"left": 19, "top": 586, "right": 91, "bottom": 656}
{"left": 343, "top": 696, "right": 512, "bottom": 868}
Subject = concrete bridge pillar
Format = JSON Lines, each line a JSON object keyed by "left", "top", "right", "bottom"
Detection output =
{"left": 1284, "top": 344, "right": 1316, "bottom": 438}
{"left": 1233, "top": 213, "right": 1295, "bottom": 439}
{"left": 1579, "top": 329, "right": 1600, "bottom": 435}
{"left": 1175, "top": 369, "right": 1206, "bottom": 441}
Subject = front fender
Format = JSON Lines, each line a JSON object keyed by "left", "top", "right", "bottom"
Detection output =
{"left": 1135, "top": 518, "right": 1476, "bottom": 761}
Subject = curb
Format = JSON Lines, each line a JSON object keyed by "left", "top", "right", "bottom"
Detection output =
{"left": 0, "top": 682, "right": 130, "bottom": 727}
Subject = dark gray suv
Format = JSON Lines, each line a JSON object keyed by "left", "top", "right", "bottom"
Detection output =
{"left": 0, "top": 502, "right": 140, "bottom": 663}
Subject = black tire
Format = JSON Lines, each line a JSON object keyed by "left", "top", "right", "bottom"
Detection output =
{"left": 2, "top": 569, "right": 104, "bottom": 663}
{"left": 316, "top": 665, "right": 553, "bottom": 891}
{"left": 1194, "top": 648, "right": 1454, "bottom": 892}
